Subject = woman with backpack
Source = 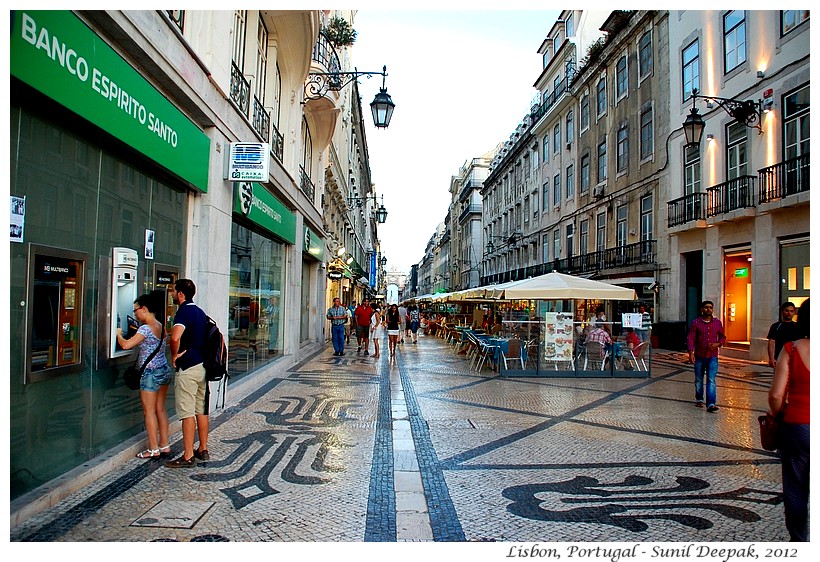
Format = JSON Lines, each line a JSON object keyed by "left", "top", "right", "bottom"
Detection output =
{"left": 116, "top": 291, "right": 172, "bottom": 459}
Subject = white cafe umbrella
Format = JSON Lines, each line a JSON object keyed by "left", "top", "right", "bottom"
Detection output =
{"left": 501, "top": 272, "right": 637, "bottom": 301}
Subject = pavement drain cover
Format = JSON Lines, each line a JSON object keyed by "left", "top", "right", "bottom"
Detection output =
{"left": 132, "top": 500, "right": 215, "bottom": 529}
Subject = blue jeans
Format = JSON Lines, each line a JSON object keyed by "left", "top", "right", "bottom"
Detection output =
{"left": 779, "top": 422, "right": 810, "bottom": 541}
{"left": 693, "top": 356, "right": 718, "bottom": 406}
{"left": 331, "top": 324, "right": 346, "bottom": 353}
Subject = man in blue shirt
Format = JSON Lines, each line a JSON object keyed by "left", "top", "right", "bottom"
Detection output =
{"left": 166, "top": 278, "right": 210, "bottom": 467}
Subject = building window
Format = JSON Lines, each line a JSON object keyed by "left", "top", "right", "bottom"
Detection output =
{"left": 566, "top": 223, "right": 574, "bottom": 258}
{"left": 566, "top": 110, "right": 574, "bottom": 145}
{"left": 524, "top": 196, "right": 530, "bottom": 223}
{"left": 232, "top": 10, "right": 248, "bottom": 68}
{"left": 553, "top": 123, "right": 561, "bottom": 153}
{"left": 616, "top": 55, "right": 628, "bottom": 99}
{"left": 596, "top": 212, "right": 606, "bottom": 251}
{"left": 255, "top": 19, "right": 268, "bottom": 102}
{"left": 565, "top": 13, "right": 574, "bottom": 38}
{"left": 783, "top": 84, "right": 810, "bottom": 160}
{"left": 638, "top": 29, "right": 653, "bottom": 78}
{"left": 726, "top": 121, "right": 748, "bottom": 179}
{"left": 543, "top": 135, "right": 550, "bottom": 162}
{"left": 597, "top": 140, "right": 607, "bottom": 182}
{"left": 553, "top": 229, "right": 561, "bottom": 260}
{"left": 166, "top": 10, "right": 185, "bottom": 31}
{"left": 553, "top": 173, "right": 561, "bottom": 206}
{"left": 616, "top": 125, "right": 629, "bottom": 172}
{"left": 781, "top": 10, "right": 809, "bottom": 35}
{"left": 580, "top": 94, "right": 590, "bottom": 131}
{"left": 542, "top": 182, "right": 549, "bottom": 211}
{"left": 724, "top": 11, "right": 746, "bottom": 73}
{"left": 684, "top": 145, "right": 701, "bottom": 195}
{"left": 541, "top": 234, "right": 549, "bottom": 262}
{"left": 566, "top": 164, "right": 575, "bottom": 198}
{"left": 640, "top": 194, "right": 654, "bottom": 243}
{"left": 580, "top": 154, "right": 590, "bottom": 192}
{"left": 596, "top": 76, "right": 607, "bottom": 117}
{"left": 682, "top": 39, "right": 699, "bottom": 101}
{"left": 640, "top": 105, "right": 654, "bottom": 159}
{"left": 554, "top": 74, "right": 563, "bottom": 94}
{"left": 580, "top": 219, "right": 589, "bottom": 255}
{"left": 616, "top": 204, "right": 628, "bottom": 248}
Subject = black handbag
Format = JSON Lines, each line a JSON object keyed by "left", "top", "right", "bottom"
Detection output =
{"left": 124, "top": 326, "right": 164, "bottom": 391}
{"left": 758, "top": 412, "right": 782, "bottom": 451}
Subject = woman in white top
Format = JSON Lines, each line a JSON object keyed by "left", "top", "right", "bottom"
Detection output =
{"left": 370, "top": 305, "right": 383, "bottom": 358}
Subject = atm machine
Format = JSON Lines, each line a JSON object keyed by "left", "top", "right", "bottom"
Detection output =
{"left": 152, "top": 265, "right": 179, "bottom": 331}
{"left": 110, "top": 247, "right": 139, "bottom": 358}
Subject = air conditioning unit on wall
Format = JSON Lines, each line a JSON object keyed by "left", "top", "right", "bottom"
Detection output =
{"left": 593, "top": 185, "right": 605, "bottom": 198}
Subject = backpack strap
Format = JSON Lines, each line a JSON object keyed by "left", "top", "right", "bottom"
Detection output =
{"left": 137, "top": 325, "right": 165, "bottom": 373}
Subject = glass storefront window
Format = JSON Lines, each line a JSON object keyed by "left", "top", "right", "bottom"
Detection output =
{"left": 229, "top": 220, "right": 286, "bottom": 380}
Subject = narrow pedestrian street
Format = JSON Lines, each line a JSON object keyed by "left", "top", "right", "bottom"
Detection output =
{"left": 11, "top": 330, "right": 787, "bottom": 543}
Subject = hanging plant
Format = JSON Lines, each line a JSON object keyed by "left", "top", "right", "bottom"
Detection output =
{"left": 325, "top": 16, "right": 357, "bottom": 47}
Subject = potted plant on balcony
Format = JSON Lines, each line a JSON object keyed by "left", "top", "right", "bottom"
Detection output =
{"left": 325, "top": 17, "right": 357, "bottom": 47}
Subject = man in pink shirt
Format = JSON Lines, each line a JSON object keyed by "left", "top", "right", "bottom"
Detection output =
{"left": 686, "top": 300, "right": 726, "bottom": 412}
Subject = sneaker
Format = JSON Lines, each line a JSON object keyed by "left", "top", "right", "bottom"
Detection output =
{"left": 165, "top": 455, "right": 196, "bottom": 468}
{"left": 357, "top": 346, "right": 361, "bottom": 353}
{"left": 707, "top": 405, "right": 719, "bottom": 413}
{"left": 364, "top": 350, "right": 369, "bottom": 356}
{"left": 194, "top": 449, "right": 210, "bottom": 461}
{"left": 695, "top": 401, "right": 704, "bottom": 408}
{"left": 340, "top": 352, "right": 345, "bottom": 356}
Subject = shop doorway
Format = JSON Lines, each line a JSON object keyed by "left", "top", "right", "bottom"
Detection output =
{"left": 683, "top": 250, "right": 703, "bottom": 326}
{"left": 724, "top": 249, "right": 752, "bottom": 347}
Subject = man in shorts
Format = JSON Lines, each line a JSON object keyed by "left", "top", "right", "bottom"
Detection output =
{"left": 354, "top": 299, "right": 373, "bottom": 355}
{"left": 166, "top": 278, "right": 210, "bottom": 467}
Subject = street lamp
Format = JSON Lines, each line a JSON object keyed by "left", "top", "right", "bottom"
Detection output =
{"left": 485, "top": 232, "right": 522, "bottom": 255}
{"left": 348, "top": 193, "right": 388, "bottom": 224}
{"left": 683, "top": 89, "right": 763, "bottom": 148}
{"left": 306, "top": 65, "right": 395, "bottom": 129}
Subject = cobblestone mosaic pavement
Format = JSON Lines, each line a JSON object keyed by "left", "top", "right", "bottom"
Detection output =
{"left": 10, "top": 333, "right": 794, "bottom": 543}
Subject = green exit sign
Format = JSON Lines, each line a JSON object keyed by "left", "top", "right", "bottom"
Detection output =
{"left": 735, "top": 267, "right": 749, "bottom": 277}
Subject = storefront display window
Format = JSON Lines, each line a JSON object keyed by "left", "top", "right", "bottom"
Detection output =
{"left": 723, "top": 248, "right": 752, "bottom": 347}
{"left": 228, "top": 220, "right": 286, "bottom": 380}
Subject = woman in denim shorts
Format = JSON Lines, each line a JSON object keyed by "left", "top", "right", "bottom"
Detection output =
{"left": 117, "top": 292, "right": 173, "bottom": 459}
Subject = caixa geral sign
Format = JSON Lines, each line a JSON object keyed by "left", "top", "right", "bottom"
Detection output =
{"left": 227, "top": 142, "right": 269, "bottom": 182}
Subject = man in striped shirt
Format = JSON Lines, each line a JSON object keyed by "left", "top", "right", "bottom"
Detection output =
{"left": 686, "top": 300, "right": 726, "bottom": 412}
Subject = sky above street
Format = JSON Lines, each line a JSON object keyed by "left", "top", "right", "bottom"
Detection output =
{"left": 351, "top": 8, "right": 562, "bottom": 275}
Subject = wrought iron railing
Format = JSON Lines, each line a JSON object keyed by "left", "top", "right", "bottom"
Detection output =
{"left": 480, "top": 240, "right": 656, "bottom": 285}
{"left": 230, "top": 61, "right": 250, "bottom": 117}
{"left": 270, "top": 122, "right": 284, "bottom": 162}
{"left": 311, "top": 32, "right": 341, "bottom": 85}
{"left": 705, "top": 175, "right": 756, "bottom": 216}
{"left": 251, "top": 96, "right": 270, "bottom": 143}
{"left": 667, "top": 192, "right": 706, "bottom": 227}
{"left": 530, "top": 77, "right": 570, "bottom": 123}
{"left": 166, "top": 10, "right": 184, "bottom": 31}
{"left": 458, "top": 204, "right": 482, "bottom": 223}
{"left": 300, "top": 166, "right": 315, "bottom": 202}
{"left": 758, "top": 154, "right": 810, "bottom": 203}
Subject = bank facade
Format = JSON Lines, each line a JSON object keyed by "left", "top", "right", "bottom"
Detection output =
{"left": 9, "top": 9, "right": 382, "bottom": 505}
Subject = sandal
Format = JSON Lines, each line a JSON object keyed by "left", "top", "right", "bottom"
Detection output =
{"left": 158, "top": 445, "right": 172, "bottom": 457}
{"left": 137, "top": 449, "right": 160, "bottom": 459}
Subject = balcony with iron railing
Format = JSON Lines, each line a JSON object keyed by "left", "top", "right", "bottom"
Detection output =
{"left": 300, "top": 166, "right": 315, "bottom": 202}
{"left": 251, "top": 96, "right": 270, "bottom": 144}
{"left": 530, "top": 76, "right": 570, "bottom": 125}
{"left": 705, "top": 175, "right": 756, "bottom": 217}
{"left": 311, "top": 31, "right": 342, "bottom": 87}
{"left": 481, "top": 240, "right": 656, "bottom": 285}
{"left": 667, "top": 192, "right": 707, "bottom": 228}
{"left": 230, "top": 61, "right": 250, "bottom": 117}
{"left": 758, "top": 154, "right": 810, "bottom": 203}
{"left": 458, "top": 203, "right": 483, "bottom": 223}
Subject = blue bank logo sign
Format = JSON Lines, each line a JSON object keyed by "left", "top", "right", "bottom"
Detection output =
{"left": 228, "top": 142, "right": 269, "bottom": 181}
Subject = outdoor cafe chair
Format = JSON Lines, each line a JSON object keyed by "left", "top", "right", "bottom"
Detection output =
{"left": 475, "top": 338, "right": 500, "bottom": 372}
{"left": 501, "top": 338, "right": 525, "bottom": 370}
{"left": 624, "top": 341, "right": 649, "bottom": 371}
{"left": 583, "top": 340, "right": 609, "bottom": 371}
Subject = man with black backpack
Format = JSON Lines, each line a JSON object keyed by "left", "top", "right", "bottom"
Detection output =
{"left": 166, "top": 278, "right": 211, "bottom": 467}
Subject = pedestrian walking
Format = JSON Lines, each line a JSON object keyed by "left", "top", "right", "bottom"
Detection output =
{"left": 767, "top": 298, "right": 810, "bottom": 542}
{"left": 767, "top": 301, "right": 799, "bottom": 368}
{"left": 354, "top": 299, "right": 373, "bottom": 355}
{"left": 346, "top": 301, "right": 356, "bottom": 344}
{"left": 686, "top": 300, "right": 726, "bottom": 413}
{"left": 166, "top": 279, "right": 210, "bottom": 467}
{"left": 408, "top": 305, "right": 420, "bottom": 343}
{"left": 370, "top": 305, "right": 383, "bottom": 358}
{"left": 116, "top": 291, "right": 172, "bottom": 459}
{"left": 398, "top": 304, "right": 408, "bottom": 344}
{"left": 385, "top": 304, "right": 401, "bottom": 356}
{"left": 327, "top": 297, "right": 348, "bottom": 356}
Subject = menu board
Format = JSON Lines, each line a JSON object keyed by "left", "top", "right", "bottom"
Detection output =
{"left": 544, "top": 312, "right": 574, "bottom": 361}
